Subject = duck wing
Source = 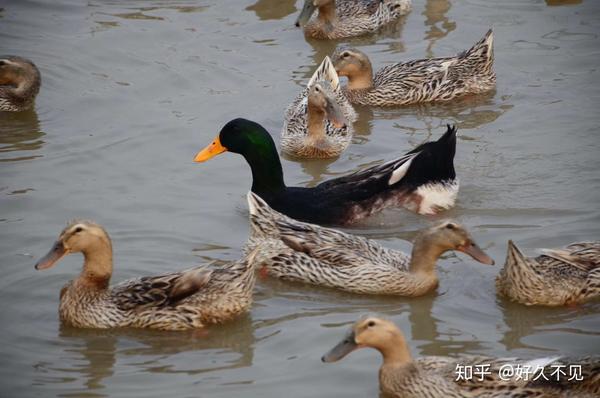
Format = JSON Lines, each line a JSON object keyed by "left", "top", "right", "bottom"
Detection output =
{"left": 276, "top": 218, "right": 404, "bottom": 267}
{"left": 113, "top": 267, "right": 213, "bottom": 311}
{"left": 316, "top": 124, "right": 456, "bottom": 199}
{"left": 539, "top": 241, "right": 600, "bottom": 272}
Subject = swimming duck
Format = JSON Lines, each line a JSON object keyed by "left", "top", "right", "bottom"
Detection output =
{"left": 295, "top": 0, "right": 412, "bottom": 40}
{"left": 245, "top": 192, "right": 494, "bottom": 295}
{"left": 332, "top": 29, "right": 495, "bottom": 106}
{"left": 322, "top": 316, "right": 600, "bottom": 397}
{"left": 282, "top": 56, "right": 357, "bottom": 158}
{"left": 0, "top": 56, "right": 41, "bottom": 112}
{"left": 194, "top": 118, "right": 458, "bottom": 226}
{"left": 496, "top": 240, "right": 600, "bottom": 306}
{"left": 35, "top": 220, "right": 258, "bottom": 330}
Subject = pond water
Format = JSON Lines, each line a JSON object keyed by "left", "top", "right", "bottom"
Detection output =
{"left": 1, "top": 0, "right": 599, "bottom": 397}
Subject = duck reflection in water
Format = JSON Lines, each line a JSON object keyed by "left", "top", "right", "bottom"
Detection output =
{"left": 497, "top": 299, "right": 600, "bottom": 352}
{"left": 246, "top": 0, "right": 296, "bottom": 21}
{"left": 0, "top": 108, "right": 44, "bottom": 162}
{"left": 423, "top": 0, "right": 456, "bottom": 58}
{"left": 32, "top": 316, "right": 256, "bottom": 393}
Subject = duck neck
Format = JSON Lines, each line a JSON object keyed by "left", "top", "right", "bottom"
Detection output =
{"left": 408, "top": 235, "right": 445, "bottom": 274}
{"left": 378, "top": 332, "right": 413, "bottom": 366}
{"left": 346, "top": 64, "right": 374, "bottom": 90}
{"left": 79, "top": 242, "right": 113, "bottom": 290}
{"left": 242, "top": 136, "right": 286, "bottom": 195}
{"left": 307, "top": 103, "right": 327, "bottom": 143}
{"left": 317, "top": 2, "right": 336, "bottom": 25}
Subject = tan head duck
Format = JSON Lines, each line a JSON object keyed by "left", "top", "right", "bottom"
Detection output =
{"left": 245, "top": 192, "right": 494, "bottom": 296}
{"left": 322, "top": 316, "right": 599, "bottom": 397}
{"left": 0, "top": 56, "right": 41, "bottom": 112}
{"left": 295, "top": 0, "right": 411, "bottom": 40}
{"left": 282, "top": 56, "right": 356, "bottom": 158}
{"left": 332, "top": 30, "right": 495, "bottom": 106}
{"left": 496, "top": 240, "right": 600, "bottom": 306}
{"left": 35, "top": 220, "right": 258, "bottom": 330}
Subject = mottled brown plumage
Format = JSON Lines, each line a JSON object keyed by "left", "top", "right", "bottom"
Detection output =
{"left": 282, "top": 56, "right": 356, "bottom": 158}
{"left": 245, "top": 192, "right": 494, "bottom": 296}
{"left": 322, "top": 316, "right": 600, "bottom": 397}
{"left": 333, "top": 30, "right": 495, "bottom": 106}
{"left": 496, "top": 240, "right": 600, "bottom": 306}
{"left": 35, "top": 220, "right": 258, "bottom": 330}
{"left": 0, "top": 55, "right": 41, "bottom": 112}
{"left": 295, "top": 0, "right": 412, "bottom": 40}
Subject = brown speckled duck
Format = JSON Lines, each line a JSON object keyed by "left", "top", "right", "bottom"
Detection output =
{"left": 0, "top": 55, "right": 41, "bottom": 112}
{"left": 35, "top": 220, "right": 258, "bottom": 330}
{"left": 496, "top": 240, "right": 600, "bottom": 306}
{"left": 245, "top": 192, "right": 494, "bottom": 296}
{"left": 322, "top": 316, "right": 600, "bottom": 397}
{"left": 295, "top": 0, "right": 412, "bottom": 40}
{"left": 281, "top": 56, "right": 357, "bottom": 158}
{"left": 332, "top": 30, "right": 495, "bottom": 106}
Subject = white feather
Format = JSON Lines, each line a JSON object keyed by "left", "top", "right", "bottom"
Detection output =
{"left": 387, "top": 154, "right": 417, "bottom": 185}
{"left": 411, "top": 180, "right": 459, "bottom": 215}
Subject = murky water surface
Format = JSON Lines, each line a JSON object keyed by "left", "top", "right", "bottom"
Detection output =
{"left": 1, "top": 0, "right": 599, "bottom": 396}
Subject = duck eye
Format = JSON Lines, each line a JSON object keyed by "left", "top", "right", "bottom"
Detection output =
{"left": 367, "top": 321, "right": 375, "bottom": 327}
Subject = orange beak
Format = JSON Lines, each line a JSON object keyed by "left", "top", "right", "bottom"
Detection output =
{"left": 194, "top": 136, "right": 227, "bottom": 162}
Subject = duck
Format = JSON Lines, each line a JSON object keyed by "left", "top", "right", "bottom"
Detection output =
{"left": 245, "top": 192, "right": 494, "bottom": 295}
{"left": 322, "top": 316, "right": 600, "bottom": 397}
{"left": 34, "top": 220, "right": 258, "bottom": 330}
{"left": 496, "top": 240, "right": 600, "bottom": 306}
{"left": 193, "top": 118, "right": 458, "bottom": 226}
{"left": 295, "top": 0, "right": 412, "bottom": 40}
{"left": 0, "top": 55, "right": 41, "bottom": 112}
{"left": 332, "top": 29, "right": 495, "bottom": 106}
{"left": 282, "top": 56, "right": 357, "bottom": 158}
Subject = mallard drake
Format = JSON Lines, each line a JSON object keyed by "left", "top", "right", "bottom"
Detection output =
{"left": 295, "top": 0, "right": 412, "bottom": 40}
{"left": 0, "top": 56, "right": 41, "bottom": 112}
{"left": 322, "top": 316, "right": 600, "bottom": 397}
{"left": 332, "top": 29, "right": 495, "bottom": 106}
{"left": 35, "top": 220, "right": 258, "bottom": 330}
{"left": 496, "top": 240, "right": 600, "bottom": 306}
{"left": 194, "top": 118, "right": 458, "bottom": 225}
{"left": 282, "top": 56, "right": 357, "bottom": 158}
{"left": 245, "top": 192, "right": 493, "bottom": 295}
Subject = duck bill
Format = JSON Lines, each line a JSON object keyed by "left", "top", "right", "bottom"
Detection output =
{"left": 322, "top": 330, "right": 358, "bottom": 363}
{"left": 295, "top": 1, "right": 316, "bottom": 27}
{"left": 35, "top": 241, "right": 67, "bottom": 270}
{"left": 459, "top": 242, "right": 495, "bottom": 265}
{"left": 325, "top": 97, "right": 347, "bottom": 129}
{"left": 194, "top": 136, "right": 227, "bottom": 162}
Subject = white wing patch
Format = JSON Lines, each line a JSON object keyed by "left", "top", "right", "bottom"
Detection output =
{"left": 387, "top": 154, "right": 417, "bottom": 185}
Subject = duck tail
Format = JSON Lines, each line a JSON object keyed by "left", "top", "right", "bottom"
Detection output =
{"left": 308, "top": 56, "right": 340, "bottom": 90}
{"left": 395, "top": 125, "right": 457, "bottom": 190}
{"left": 246, "top": 191, "right": 283, "bottom": 239}
{"left": 461, "top": 29, "right": 494, "bottom": 71}
{"left": 437, "top": 124, "right": 457, "bottom": 159}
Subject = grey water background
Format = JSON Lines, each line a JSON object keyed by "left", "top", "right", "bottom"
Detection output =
{"left": 0, "top": 0, "right": 599, "bottom": 396}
